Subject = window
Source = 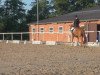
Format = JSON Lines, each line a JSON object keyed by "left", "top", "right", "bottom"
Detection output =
{"left": 40, "top": 27, "right": 44, "bottom": 33}
{"left": 58, "top": 26, "right": 63, "bottom": 33}
{"left": 49, "top": 27, "right": 54, "bottom": 33}
{"left": 32, "top": 28, "right": 35, "bottom": 32}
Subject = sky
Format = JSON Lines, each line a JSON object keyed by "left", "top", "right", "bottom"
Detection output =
{"left": 23, "top": 0, "right": 35, "bottom": 10}
{"left": 2, "top": 0, "right": 35, "bottom": 10}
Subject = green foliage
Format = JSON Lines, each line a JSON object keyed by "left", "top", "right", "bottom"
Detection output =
{"left": 52, "top": 0, "right": 70, "bottom": 15}
{"left": 51, "top": 0, "right": 95, "bottom": 15}
{"left": 75, "top": 0, "right": 95, "bottom": 8}
{"left": 0, "top": 21, "right": 4, "bottom": 32}
{"left": 2, "top": 0, "right": 26, "bottom": 32}
{"left": 0, "top": 0, "right": 98, "bottom": 33}
{"left": 0, "top": 0, "right": 5, "bottom": 32}
{"left": 97, "top": 0, "right": 100, "bottom": 5}
{"left": 26, "top": 0, "right": 52, "bottom": 23}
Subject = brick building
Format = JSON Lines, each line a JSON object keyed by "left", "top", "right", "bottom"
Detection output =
{"left": 29, "top": 6, "right": 100, "bottom": 43}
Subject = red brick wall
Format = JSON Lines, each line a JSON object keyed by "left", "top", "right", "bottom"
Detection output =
{"left": 29, "top": 20, "right": 100, "bottom": 42}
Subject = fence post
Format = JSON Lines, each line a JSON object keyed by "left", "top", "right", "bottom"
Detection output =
{"left": 57, "top": 32, "right": 59, "bottom": 42}
{"left": 98, "top": 31, "right": 100, "bottom": 42}
{"left": 11, "top": 33, "right": 13, "bottom": 40}
{"left": 31, "top": 32, "right": 33, "bottom": 41}
{"left": 3, "top": 33, "right": 4, "bottom": 40}
{"left": 85, "top": 33, "right": 88, "bottom": 42}
{"left": 21, "top": 33, "right": 22, "bottom": 41}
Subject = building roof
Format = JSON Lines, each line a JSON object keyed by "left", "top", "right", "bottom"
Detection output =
{"left": 32, "top": 6, "right": 100, "bottom": 24}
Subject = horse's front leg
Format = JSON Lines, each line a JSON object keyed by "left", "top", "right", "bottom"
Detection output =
{"left": 71, "top": 35, "right": 74, "bottom": 46}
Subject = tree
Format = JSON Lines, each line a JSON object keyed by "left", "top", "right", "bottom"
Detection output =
{"left": 26, "top": 0, "right": 51, "bottom": 23}
{"left": 51, "top": 0, "right": 70, "bottom": 15}
{"left": 98, "top": 0, "right": 100, "bottom": 4}
{"left": 95, "top": 0, "right": 100, "bottom": 5}
{"left": 75, "top": 0, "right": 95, "bottom": 10}
{"left": 0, "top": 0, "right": 5, "bottom": 32}
{"left": 51, "top": 0, "right": 95, "bottom": 15}
{"left": 3, "top": 0, "right": 26, "bottom": 32}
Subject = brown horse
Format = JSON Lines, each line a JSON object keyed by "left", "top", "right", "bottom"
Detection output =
{"left": 69, "top": 26, "right": 86, "bottom": 46}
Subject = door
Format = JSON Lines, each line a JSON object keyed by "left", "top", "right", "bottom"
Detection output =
{"left": 86, "top": 23, "right": 97, "bottom": 42}
{"left": 97, "top": 24, "right": 100, "bottom": 42}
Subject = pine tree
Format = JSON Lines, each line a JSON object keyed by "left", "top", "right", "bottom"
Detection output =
{"left": 3, "top": 0, "right": 26, "bottom": 32}
{"left": 0, "top": 0, "right": 5, "bottom": 32}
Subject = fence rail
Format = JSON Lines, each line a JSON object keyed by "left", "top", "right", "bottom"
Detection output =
{"left": 0, "top": 31, "right": 100, "bottom": 42}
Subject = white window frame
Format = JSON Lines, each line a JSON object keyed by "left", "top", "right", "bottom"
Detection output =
{"left": 58, "top": 26, "right": 63, "bottom": 33}
{"left": 40, "top": 27, "right": 44, "bottom": 33}
{"left": 49, "top": 27, "right": 54, "bottom": 33}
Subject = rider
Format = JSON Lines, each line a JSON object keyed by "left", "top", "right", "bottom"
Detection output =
{"left": 74, "top": 15, "right": 80, "bottom": 27}
{"left": 71, "top": 15, "right": 80, "bottom": 31}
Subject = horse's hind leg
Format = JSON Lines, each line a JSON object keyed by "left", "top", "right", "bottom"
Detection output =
{"left": 76, "top": 37, "right": 80, "bottom": 46}
{"left": 80, "top": 36, "right": 84, "bottom": 46}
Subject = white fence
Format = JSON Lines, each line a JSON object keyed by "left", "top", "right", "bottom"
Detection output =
{"left": 0, "top": 32, "right": 29, "bottom": 41}
{"left": 0, "top": 31, "right": 100, "bottom": 46}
